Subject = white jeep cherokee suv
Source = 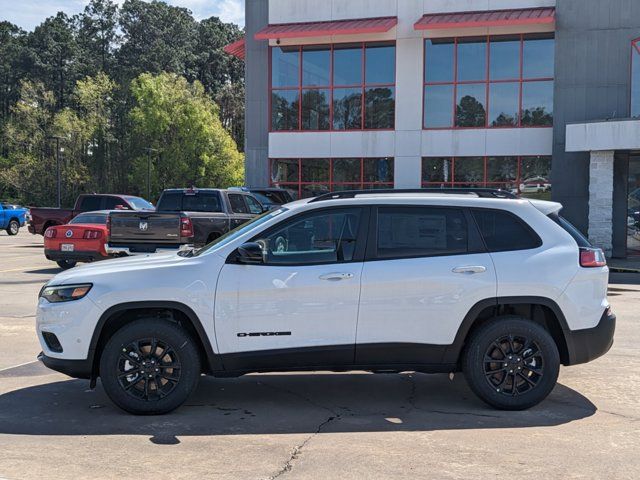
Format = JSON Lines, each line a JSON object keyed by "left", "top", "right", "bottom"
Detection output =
{"left": 36, "top": 189, "right": 615, "bottom": 414}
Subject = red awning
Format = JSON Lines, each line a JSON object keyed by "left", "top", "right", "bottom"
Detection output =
{"left": 414, "top": 7, "right": 555, "bottom": 30}
{"left": 223, "top": 38, "right": 245, "bottom": 60}
{"left": 254, "top": 16, "right": 398, "bottom": 41}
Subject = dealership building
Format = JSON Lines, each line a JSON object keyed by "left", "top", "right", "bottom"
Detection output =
{"left": 225, "top": 0, "right": 640, "bottom": 258}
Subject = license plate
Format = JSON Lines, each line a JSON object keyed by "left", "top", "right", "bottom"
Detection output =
{"left": 61, "top": 244, "right": 74, "bottom": 252}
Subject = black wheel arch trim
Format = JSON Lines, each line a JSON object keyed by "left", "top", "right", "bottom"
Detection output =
{"left": 89, "top": 301, "right": 223, "bottom": 377}
{"left": 442, "top": 296, "right": 573, "bottom": 365}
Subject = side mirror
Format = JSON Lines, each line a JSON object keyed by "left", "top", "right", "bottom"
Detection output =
{"left": 237, "top": 242, "right": 264, "bottom": 264}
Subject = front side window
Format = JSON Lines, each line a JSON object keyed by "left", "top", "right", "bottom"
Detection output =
{"left": 633, "top": 38, "right": 640, "bottom": 118}
{"left": 422, "top": 156, "right": 551, "bottom": 199}
{"left": 376, "top": 207, "right": 468, "bottom": 259}
{"left": 228, "top": 194, "right": 248, "bottom": 214}
{"left": 424, "top": 34, "right": 554, "bottom": 129}
{"left": 271, "top": 42, "right": 395, "bottom": 132}
{"left": 271, "top": 157, "right": 394, "bottom": 198}
{"left": 244, "top": 195, "right": 264, "bottom": 214}
{"left": 256, "top": 208, "right": 362, "bottom": 265}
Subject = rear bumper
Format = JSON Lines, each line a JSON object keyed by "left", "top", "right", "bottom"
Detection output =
{"left": 38, "top": 351, "right": 92, "bottom": 379}
{"left": 106, "top": 243, "right": 193, "bottom": 255}
{"left": 28, "top": 224, "right": 36, "bottom": 234}
{"left": 44, "top": 249, "right": 106, "bottom": 263}
{"left": 564, "top": 309, "right": 616, "bottom": 366}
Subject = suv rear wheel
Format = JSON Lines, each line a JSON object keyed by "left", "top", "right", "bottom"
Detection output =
{"left": 462, "top": 316, "right": 560, "bottom": 410}
{"left": 99, "top": 318, "right": 201, "bottom": 415}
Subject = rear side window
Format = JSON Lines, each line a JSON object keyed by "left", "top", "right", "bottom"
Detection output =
{"left": 183, "top": 192, "right": 222, "bottom": 212}
{"left": 228, "top": 194, "right": 248, "bottom": 213}
{"left": 78, "top": 196, "right": 102, "bottom": 212}
{"left": 472, "top": 209, "right": 541, "bottom": 252}
{"left": 549, "top": 214, "right": 591, "bottom": 247}
{"left": 157, "top": 192, "right": 182, "bottom": 211}
{"left": 376, "top": 207, "right": 468, "bottom": 259}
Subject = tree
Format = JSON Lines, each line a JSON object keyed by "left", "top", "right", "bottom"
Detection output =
{"left": 76, "top": 0, "right": 119, "bottom": 76}
{"left": 117, "top": 0, "right": 197, "bottom": 81}
{"left": 456, "top": 95, "right": 486, "bottom": 127}
{"left": 24, "top": 12, "right": 80, "bottom": 109}
{"left": 0, "top": 22, "right": 27, "bottom": 134}
{"left": 129, "top": 73, "right": 243, "bottom": 198}
{"left": 215, "top": 82, "right": 245, "bottom": 150}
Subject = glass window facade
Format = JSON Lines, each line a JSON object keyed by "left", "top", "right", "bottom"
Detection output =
{"left": 632, "top": 39, "right": 640, "bottom": 119}
{"left": 271, "top": 158, "right": 395, "bottom": 198}
{"left": 271, "top": 42, "right": 395, "bottom": 131}
{"left": 424, "top": 34, "right": 554, "bottom": 129}
{"left": 422, "top": 156, "right": 552, "bottom": 199}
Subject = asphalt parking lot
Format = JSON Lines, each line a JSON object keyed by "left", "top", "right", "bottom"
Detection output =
{"left": 0, "top": 229, "right": 638, "bottom": 479}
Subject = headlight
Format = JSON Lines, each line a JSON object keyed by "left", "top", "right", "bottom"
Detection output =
{"left": 40, "top": 284, "right": 92, "bottom": 303}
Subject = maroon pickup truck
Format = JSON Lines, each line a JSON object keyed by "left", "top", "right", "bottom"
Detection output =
{"left": 29, "top": 194, "right": 154, "bottom": 235}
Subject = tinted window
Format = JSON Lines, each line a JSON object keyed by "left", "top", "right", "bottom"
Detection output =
{"left": 70, "top": 213, "right": 107, "bottom": 224}
{"left": 258, "top": 208, "right": 362, "bottom": 265}
{"left": 549, "top": 214, "right": 591, "bottom": 247}
{"left": 244, "top": 195, "right": 264, "bottom": 214}
{"left": 272, "top": 46, "right": 299, "bottom": 87}
{"left": 103, "top": 196, "right": 126, "bottom": 210}
{"left": 228, "top": 194, "right": 248, "bottom": 214}
{"left": 425, "top": 39, "right": 454, "bottom": 83}
{"left": 472, "top": 209, "right": 541, "bottom": 252}
{"left": 377, "top": 207, "right": 468, "bottom": 259}
{"left": 633, "top": 40, "right": 640, "bottom": 118}
{"left": 183, "top": 192, "right": 222, "bottom": 212}
{"left": 157, "top": 192, "right": 182, "bottom": 211}
{"left": 78, "top": 196, "right": 102, "bottom": 212}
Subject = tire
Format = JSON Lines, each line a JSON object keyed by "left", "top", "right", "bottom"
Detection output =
{"left": 56, "top": 260, "right": 77, "bottom": 270}
{"left": 6, "top": 219, "right": 19, "bottom": 235}
{"left": 462, "top": 316, "right": 560, "bottom": 410}
{"left": 99, "top": 318, "right": 201, "bottom": 415}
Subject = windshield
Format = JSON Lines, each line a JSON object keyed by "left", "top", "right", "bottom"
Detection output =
{"left": 193, "top": 207, "right": 288, "bottom": 256}
{"left": 126, "top": 197, "right": 154, "bottom": 210}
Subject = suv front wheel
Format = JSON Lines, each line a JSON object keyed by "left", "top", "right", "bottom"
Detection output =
{"left": 99, "top": 318, "right": 201, "bottom": 415}
{"left": 462, "top": 316, "right": 560, "bottom": 410}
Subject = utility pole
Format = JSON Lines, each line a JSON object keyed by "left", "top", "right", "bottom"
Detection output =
{"left": 48, "top": 136, "right": 63, "bottom": 208}
{"left": 144, "top": 147, "right": 158, "bottom": 201}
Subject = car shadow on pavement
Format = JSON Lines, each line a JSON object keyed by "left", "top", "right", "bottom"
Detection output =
{"left": 22, "top": 267, "right": 62, "bottom": 274}
{"left": 0, "top": 370, "right": 596, "bottom": 441}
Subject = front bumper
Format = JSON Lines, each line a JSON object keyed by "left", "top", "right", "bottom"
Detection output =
{"left": 38, "top": 352, "right": 92, "bottom": 379}
{"left": 564, "top": 309, "right": 616, "bottom": 365}
{"left": 28, "top": 224, "right": 35, "bottom": 234}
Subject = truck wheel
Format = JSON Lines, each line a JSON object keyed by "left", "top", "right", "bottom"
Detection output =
{"left": 56, "top": 260, "right": 77, "bottom": 270}
{"left": 99, "top": 318, "right": 201, "bottom": 415}
{"left": 462, "top": 316, "right": 559, "bottom": 410}
{"left": 6, "top": 219, "right": 19, "bottom": 235}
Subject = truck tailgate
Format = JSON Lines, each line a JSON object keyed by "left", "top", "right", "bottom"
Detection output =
{"left": 108, "top": 212, "right": 185, "bottom": 251}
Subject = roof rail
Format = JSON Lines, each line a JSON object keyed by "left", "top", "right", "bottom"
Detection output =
{"left": 308, "top": 188, "right": 518, "bottom": 203}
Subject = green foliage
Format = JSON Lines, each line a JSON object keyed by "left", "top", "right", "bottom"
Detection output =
{"left": 129, "top": 73, "right": 243, "bottom": 198}
{"left": 0, "top": 0, "right": 246, "bottom": 206}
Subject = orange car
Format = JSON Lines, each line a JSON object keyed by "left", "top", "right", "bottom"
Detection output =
{"left": 44, "top": 211, "right": 112, "bottom": 269}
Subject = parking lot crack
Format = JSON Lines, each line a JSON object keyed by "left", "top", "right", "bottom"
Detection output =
{"left": 267, "top": 414, "right": 339, "bottom": 480}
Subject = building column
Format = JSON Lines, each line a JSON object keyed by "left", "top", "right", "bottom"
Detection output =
{"left": 588, "top": 150, "right": 615, "bottom": 256}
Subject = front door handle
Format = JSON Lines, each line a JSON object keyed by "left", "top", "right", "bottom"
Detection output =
{"left": 452, "top": 265, "right": 487, "bottom": 274}
{"left": 319, "top": 272, "right": 354, "bottom": 281}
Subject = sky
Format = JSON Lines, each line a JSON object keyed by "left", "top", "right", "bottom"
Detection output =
{"left": 0, "top": 0, "right": 245, "bottom": 30}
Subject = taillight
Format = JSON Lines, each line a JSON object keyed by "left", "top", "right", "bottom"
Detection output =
{"left": 44, "top": 228, "right": 57, "bottom": 238}
{"left": 83, "top": 230, "right": 102, "bottom": 240}
{"left": 106, "top": 215, "right": 111, "bottom": 237}
{"left": 580, "top": 247, "right": 607, "bottom": 267}
{"left": 180, "top": 216, "right": 193, "bottom": 237}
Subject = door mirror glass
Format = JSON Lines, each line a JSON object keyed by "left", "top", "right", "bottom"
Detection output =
{"left": 237, "top": 242, "right": 264, "bottom": 264}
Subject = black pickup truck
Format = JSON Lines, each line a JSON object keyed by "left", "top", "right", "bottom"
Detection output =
{"left": 106, "top": 188, "right": 265, "bottom": 254}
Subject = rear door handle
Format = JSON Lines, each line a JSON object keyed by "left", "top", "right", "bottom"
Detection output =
{"left": 452, "top": 265, "right": 487, "bottom": 274}
{"left": 319, "top": 272, "right": 354, "bottom": 281}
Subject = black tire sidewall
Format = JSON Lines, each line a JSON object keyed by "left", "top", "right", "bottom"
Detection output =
{"left": 463, "top": 316, "right": 560, "bottom": 410}
{"left": 56, "top": 260, "right": 76, "bottom": 270}
{"left": 99, "top": 319, "right": 200, "bottom": 415}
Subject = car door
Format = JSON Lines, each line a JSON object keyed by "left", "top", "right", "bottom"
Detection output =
{"left": 355, "top": 205, "right": 497, "bottom": 365}
{"left": 214, "top": 206, "right": 368, "bottom": 371}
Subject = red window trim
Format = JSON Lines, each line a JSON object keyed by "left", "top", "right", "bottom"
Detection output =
{"left": 269, "top": 158, "right": 395, "bottom": 198}
{"left": 269, "top": 42, "right": 397, "bottom": 133}
{"left": 422, "top": 33, "right": 554, "bottom": 130}
{"left": 421, "top": 156, "right": 551, "bottom": 195}
{"left": 632, "top": 38, "right": 640, "bottom": 118}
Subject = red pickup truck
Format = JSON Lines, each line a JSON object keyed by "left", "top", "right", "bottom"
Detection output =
{"left": 29, "top": 194, "right": 154, "bottom": 235}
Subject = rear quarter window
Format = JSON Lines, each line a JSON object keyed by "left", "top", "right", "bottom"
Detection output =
{"left": 548, "top": 213, "right": 591, "bottom": 247}
{"left": 472, "top": 209, "right": 542, "bottom": 252}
